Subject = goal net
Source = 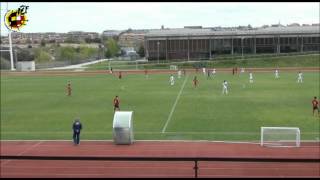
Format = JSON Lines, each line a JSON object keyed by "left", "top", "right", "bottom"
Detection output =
{"left": 260, "top": 127, "right": 300, "bottom": 147}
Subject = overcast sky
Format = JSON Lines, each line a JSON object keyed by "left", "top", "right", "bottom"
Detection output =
{"left": 1, "top": 2, "right": 319, "bottom": 35}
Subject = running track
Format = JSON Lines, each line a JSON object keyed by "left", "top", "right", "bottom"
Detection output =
{"left": 1, "top": 140, "right": 319, "bottom": 178}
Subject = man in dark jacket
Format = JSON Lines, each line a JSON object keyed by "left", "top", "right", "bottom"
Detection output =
{"left": 72, "top": 119, "right": 82, "bottom": 145}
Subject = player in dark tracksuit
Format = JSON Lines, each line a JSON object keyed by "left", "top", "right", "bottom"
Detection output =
{"left": 72, "top": 119, "right": 82, "bottom": 145}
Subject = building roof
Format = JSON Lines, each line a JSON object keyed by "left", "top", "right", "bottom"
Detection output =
{"left": 145, "top": 26, "right": 320, "bottom": 37}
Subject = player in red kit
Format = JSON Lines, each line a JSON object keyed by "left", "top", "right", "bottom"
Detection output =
{"left": 312, "top": 96, "right": 319, "bottom": 116}
{"left": 145, "top": 68, "right": 149, "bottom": 79}
{"left": 113, "top": 96, "right": 120, "bottom": 112}
{"left": 193, "top": 76, "right": 198, "bottom": 88}
{"left": 66, "top": 81, "right": 72, "bottom": 96}
{"left": 118, "top": 72, "right": 122, "bottom": 79}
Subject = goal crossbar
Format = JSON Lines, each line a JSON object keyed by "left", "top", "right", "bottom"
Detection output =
{"left": 260, "top": 127, "right": 300, "bottom": 147}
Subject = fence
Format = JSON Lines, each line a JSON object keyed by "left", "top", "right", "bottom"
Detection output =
{"left": 1, "top": 155, "right": 319, "bottom": 178}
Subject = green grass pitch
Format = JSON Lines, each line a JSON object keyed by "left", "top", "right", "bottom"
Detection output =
{"left": 1, "top": 71, "right": 319, "bottom": 141}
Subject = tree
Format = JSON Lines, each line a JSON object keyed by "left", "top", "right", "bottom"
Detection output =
{"left": 138, "top": 45, "right": 145, "bottom": 57}
{"left": 40, "top": 39, "right": 46, "bottom": 47}
{"left": 104, "top": 38, "right": 120, "bottom": 58}
{"left": 35, "top": 50, "right": 51, "bottom": 62}
{"left": 16, "top": 48, "right": 34, "bottom": 61}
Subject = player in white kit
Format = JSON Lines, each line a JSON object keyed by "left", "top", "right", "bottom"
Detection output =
{"left": 202, "top": 67, "right": 206, "bottom": 76}
{"left": 169, "top": 74, "right": 175, "bottom": 85}
{"left": 275, "top": 69, "right": 279, "bottom": 79}
{"left": 212, "top": 68, "right": 216, "bottom": 77}
{"left": 222, "top": 80, "right": 228, "bottom": 94}
{"left": 297, "top": 71, "right": 303, "bottom": 83}
{"left": 177, "top": 70, "right": 182, "bottom": 79}
{"left": 249, "top": 72, "right": 254, "bottom": 83}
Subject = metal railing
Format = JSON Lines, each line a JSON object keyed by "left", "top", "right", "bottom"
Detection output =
{"left": 1, "top": 155, "right": 319, "bottom": 178}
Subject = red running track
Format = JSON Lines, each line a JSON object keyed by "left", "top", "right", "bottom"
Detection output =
{"left": 1, "top": 140, "right": 319, "bottom": 178}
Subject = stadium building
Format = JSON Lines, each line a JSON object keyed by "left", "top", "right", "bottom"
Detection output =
{"left": 144, "top": 25, "right": 320, "bottom": 61}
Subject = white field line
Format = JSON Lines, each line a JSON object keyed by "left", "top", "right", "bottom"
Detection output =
{"left": 1, "top": 131, "right": 319, "bottom": 135}
{"left": 1, "top": 139, "right": 319, "bottom": 144}
{"left": 162, "top": 75, "right": 189, "bottom": 133}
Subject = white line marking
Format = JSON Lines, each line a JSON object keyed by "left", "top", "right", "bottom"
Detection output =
{"left": 162, "top": 75, "right": 189, "bottom": 133}
{"left": 17, "top": 141, "right": 43, "bottom": 156}
{"left": 1, "top": 141, "right": 43, "bottom": 166}
{"left": 1, "top": 131, "right": 319, "bottom": 135}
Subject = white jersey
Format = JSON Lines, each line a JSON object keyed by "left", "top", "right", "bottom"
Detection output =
{"left": 212, "top": 69, "right": 216, "bottom": 74}
{"left": 297, "top": 73, "right": 303, "bottom": 83}
{"left": 170, "top": 76, "right": 175, "bottom": 85}
{"left": 222, "top": 81, "right": 228, "bottom": 94}
{"left": 249, "top": 73, "right": 254, "bottom": 83}
{"left": 177, "top": 70, "right": 181, "bottom": 78}
{"left": 275, "top": 70, "right": 279, "bottom": 78}
{"left": 202, "top": 68, "right": 206, "bottom": 75}
{"left": 223, "top": 81, "right": 228, "bottom": 88}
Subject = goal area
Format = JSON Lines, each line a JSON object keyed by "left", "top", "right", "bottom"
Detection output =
{"left": 260, "top": 127, "right": 300, "bottom": 147}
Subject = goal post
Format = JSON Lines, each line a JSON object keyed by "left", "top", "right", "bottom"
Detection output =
{"left": 260, "top": 127, "right": 300, "bottom": 147}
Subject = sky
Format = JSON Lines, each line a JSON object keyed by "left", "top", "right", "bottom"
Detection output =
{"left": 1, "top": 2, "right": 319, "bottom": 35}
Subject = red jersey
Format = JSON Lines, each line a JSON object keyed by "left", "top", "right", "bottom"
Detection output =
{"left": 312, "top": 100, "right": 319, "bottom": 107}
{"left": 193, "top": 79, "right": 198, "bottom": 85}
{"left": 114, "top": 98, "right": 120, "bottom": 106}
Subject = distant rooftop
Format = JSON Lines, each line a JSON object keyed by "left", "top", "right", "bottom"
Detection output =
{"left": 146, "top": 25, "right": 320, "bottom": 37}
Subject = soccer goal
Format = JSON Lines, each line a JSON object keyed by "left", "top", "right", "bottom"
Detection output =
{"left": 260, "top": 127, "right": 300, "bottom": 147}
{"left": 170, "top": 65, "right": 178, "bottom": 70}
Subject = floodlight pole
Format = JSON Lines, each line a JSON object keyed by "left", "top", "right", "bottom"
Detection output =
{"left": 8, "top": 32, "right": 15, "bottom": 71}
{"left": 241, "top": 37, "right": 244, "bottom": 59}
{"left": 5, "top": 2, "right": 15, "bottom": 71}
{"left": 157, "top": 41, "right": 160, "bottom": 64}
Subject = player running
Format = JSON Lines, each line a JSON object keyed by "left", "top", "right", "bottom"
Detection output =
{"left": 178, "top": 70, "right": 182, "bottom": 79}
{"left": 144, "top": 69, "right": 149, "bottom": 79}
{"left": 297, "top": 71, "right": 303, "bottom": 83}
{"left": 202, "top": 67, "right": 206, "bottom": 76}
{"left": 212, "top": 68, "right": 216, "bottom": 77}
{"left": 113, "top": 96, "right": 120, "bottom": 112}
{"left": 312, "top": 96, "right": 319, "bottom": 116}
{"left": 222, "top": 80, "right": 228, "bottom": 94}
{"left": 275, "top": 69, "right": 280, "bottom": 79}
{"left": 193, "top": 76, "right": 198, "bottom": 88}
{"left": 249, "top": 72, "right": 254, "bottom": 83}
{"left": 118, "top": 72, "right": 122, "bottom": 79}
{"left": 66, "top": 81, "right": 72, "bottom": 96}
{"left": 169, "top": 74, "right": 175, "bottom": 86}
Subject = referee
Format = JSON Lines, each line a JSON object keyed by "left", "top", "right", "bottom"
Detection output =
{"left": 72, "top": 119, "right": 82, "bottom": 145}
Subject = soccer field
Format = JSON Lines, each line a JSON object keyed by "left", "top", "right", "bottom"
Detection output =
{"left": 1, "top": 71, "right": 319, "bottom": 141}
